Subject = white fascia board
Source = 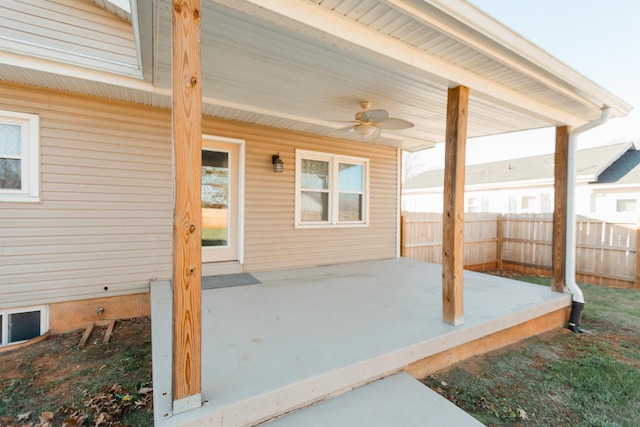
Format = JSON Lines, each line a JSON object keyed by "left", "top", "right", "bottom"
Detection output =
{"left": 385, "top": 0, "right": 600, "bottom": 115}
{"left": 590, "top": 183, "right": 640, "bottom": 191}
{"left": 131, "top": 0, "right": 152, "bottom": 82}
{"left": 403, "top": 188, "right": 444, "bottom": 195}
{"left": 426, "top": 0, "right": 633, "bottom": 118}
{"left": 465, "top": 179, "right": 554, "bottom": 191}
{"left": 0, "top": 51, "right": 154, "bottom": 92}
{"left": 0, "top": 38, "right": 142, "bottom": 80}
{"left": 211, "top": 0, "right": 586, "bottom": 127}
{"left": 404, "top": 177, "right": 596, "bottom": 193}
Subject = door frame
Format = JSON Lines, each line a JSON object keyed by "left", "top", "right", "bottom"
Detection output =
{"left": 202, "top": 134, "right": 245, "bottom": 265}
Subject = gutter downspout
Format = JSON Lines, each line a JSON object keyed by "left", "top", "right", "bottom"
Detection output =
{"left": 565, "top": 107, "right": 612, "bottom": 332}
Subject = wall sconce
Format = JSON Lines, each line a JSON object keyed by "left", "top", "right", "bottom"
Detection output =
{"left": 272, "top": 153, "right": 284, "bottom": 173}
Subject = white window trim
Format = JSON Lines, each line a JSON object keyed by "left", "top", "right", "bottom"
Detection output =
{"left": 616, "top": 198, "right": 637, "bottom": 213}
{"left": 295, "top": 149, "right": 369, "bottom": 229}
{"left": 520, "top": 195, "right": 537, "bottom": 212}
{"left": 0, "top": 110, "right": 40, "bottom": 202}
{"left": 0, "top": 305, "right": 49, "bottom": 347}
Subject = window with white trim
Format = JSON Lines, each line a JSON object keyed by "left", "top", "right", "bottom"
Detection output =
{"left": 616, "top": 198, "right": 637, "bottom": 212}
{"left": 296, "top": 150, "right": 369, "bottom": 227}
{"left": 521, "top": 196, "right": 536, "bottom": 212}
{"left": 0, "top": 306, "right": 48, "bottom": 347}
{"left": 0, "top": 110, "right": 40, "bottom": 202}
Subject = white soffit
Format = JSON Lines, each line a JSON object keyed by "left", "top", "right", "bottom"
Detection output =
{"left": 0, "top": 0, "right": 632, "bottom": 152}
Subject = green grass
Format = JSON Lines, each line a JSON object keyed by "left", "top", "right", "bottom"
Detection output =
{"left": 202, "top": 226, "right": 227, "bottom": 243}
{"left": 423, "top": 277, "right": 640, "bottom": 426}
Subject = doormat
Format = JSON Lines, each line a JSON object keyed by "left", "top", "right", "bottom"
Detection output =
{"left": 202, "top": 273, "right": 262, "bottom": 290}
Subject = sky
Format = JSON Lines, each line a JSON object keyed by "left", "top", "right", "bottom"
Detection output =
{"left": 410, "top": 0, "right": 640, "bottom": 171}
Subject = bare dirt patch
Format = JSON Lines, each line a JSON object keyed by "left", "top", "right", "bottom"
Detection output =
{"left": 0, "top": 317, "right": 152, "bottom": 427}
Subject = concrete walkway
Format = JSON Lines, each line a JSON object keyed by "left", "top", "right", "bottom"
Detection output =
{"left": 263, "top": 372, "right": 484, "bottom": 426}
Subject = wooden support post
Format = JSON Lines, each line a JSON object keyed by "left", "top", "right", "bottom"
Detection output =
{"left": 442, "top": 86, "right": 469, "bottom": 326}
{"left": 552, "top": 126, "right": 570, "bottom": 293}
{"left": 172, "top": 0, "right": 202, "bottom": 413}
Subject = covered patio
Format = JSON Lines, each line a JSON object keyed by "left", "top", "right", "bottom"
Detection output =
{"left": 151, "top": 258, "right": 570, "bottom": 426}
{"left": 0, "top": 0, "right": 630, "bottom": 424}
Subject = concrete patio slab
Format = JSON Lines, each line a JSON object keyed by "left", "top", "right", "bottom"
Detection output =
{"left": 151, "top": 258, "right": 570, "bottom": 426}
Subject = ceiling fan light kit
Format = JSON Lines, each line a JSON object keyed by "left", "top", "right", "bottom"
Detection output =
{"left": 354, "top": 123, "right": 377, "bottom": 138}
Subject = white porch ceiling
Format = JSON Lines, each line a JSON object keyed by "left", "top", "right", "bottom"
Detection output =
{"left": 0, "top": 0, "right": 632, "bottom": 151}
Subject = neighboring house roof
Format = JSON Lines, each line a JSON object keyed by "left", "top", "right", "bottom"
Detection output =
{"left": 404, "top": 142, "right": 635, "bottom": 191}
{"left": 0, "top": 0, "right": 632, "bottom": 152}
{"left": 595, "top": 148, "right": 640, "bottom": 186}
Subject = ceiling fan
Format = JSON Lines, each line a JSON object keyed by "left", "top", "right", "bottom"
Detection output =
{"left": 331, "top": 101, "right": 414, "bottom": 140}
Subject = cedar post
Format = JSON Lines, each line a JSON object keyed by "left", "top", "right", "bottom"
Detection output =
{"left": 172, "top": 0, "right": 202, "bottom": 412}
{"left": 442, "top": 86, "right": 469, "bottom": 326}
{"left": 552, "top": 126, "right": 570, "bottom": 293}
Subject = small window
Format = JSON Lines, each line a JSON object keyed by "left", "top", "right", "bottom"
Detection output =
{"left": 521, "top": 196, "right": 536, "bottom": 211}
{"left": 296, "top": 150, "right": 368, "bottom": 227}
{"left": 616, "top": 199, "right": 637, "bottom": 212}
{"left": 0, "top": 110, "right": 40, "bottom": 202}
{"left": 0, "top": 306, "right": 48, "bottom": 346}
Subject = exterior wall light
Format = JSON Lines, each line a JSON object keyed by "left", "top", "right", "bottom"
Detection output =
{"left": 272, "top": 153, "right": 284, "bottom": 173}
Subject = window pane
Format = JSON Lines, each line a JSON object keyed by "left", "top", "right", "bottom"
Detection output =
{"left": 202, "top": 150, "right": 229, "bottom": 246}
{"left": 338, "top": 163, "right": 362, "bottom": 192}
{"left": 8, "top": 311, "right": 41, "bottom": 343}
{"left": 616, "top": 199, "right": 637, "bottom": 212}
{"left": 339, "top": 193, "right": 362, "bottom": 221}
{"left": 0, "top": 123, "right": 21, "bottom": 155}
{"left": 301, "top": 191, "right": 328, "bottom": 221}
{"left": 301, "top": 159, "right": 329, "bottom": 189}
{"left": 0, "top": 158, "right": 21, "bottom": 189}
{"left": 521, "top": 196, "right": 535, "bottom": 210}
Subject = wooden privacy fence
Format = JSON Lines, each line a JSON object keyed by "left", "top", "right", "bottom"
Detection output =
{"left": 401, "top": 212, "right": 640, "bottom": 289}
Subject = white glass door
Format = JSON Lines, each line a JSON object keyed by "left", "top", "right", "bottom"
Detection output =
{"left": 202, "top": 139, "right": 239, "bottom": 263}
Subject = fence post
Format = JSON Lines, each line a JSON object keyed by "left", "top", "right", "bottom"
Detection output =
{"left": 401, "top": 215, "right": 406, "bottom": 257}
{"left": 496, "top": 214, "right": 504, "bottom": 269}
{"left": 636, "top": 218, "right": 640, "bottom": 290}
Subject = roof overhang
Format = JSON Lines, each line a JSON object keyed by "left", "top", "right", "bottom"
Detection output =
{"left": 0, "top": 0, "right": 632, "bottom": 151}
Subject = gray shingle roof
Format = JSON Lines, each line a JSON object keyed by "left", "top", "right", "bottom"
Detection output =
{"left": 596, "top": 149, "right": 640, "bottom": 185}
{"left": 404, "top": 142, "right": 633, "bottom": 190}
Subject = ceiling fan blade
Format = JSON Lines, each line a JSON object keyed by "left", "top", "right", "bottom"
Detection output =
{"left": 328, "top": 124, "right": 356, "bottom": 136}
{"left": 375, "top": 117, "right": 414, "bottom": 130}
{"left": 327, "top": 120, "right": 359, "bottom": 124}
{"left": 361, "top": 109, "right": 389, "bottom": 123}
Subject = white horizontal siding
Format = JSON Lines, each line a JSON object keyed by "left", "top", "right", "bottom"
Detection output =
{"left": 0, "top": 0, "right": 138, "bottom": 75}
{"left": 201, "top": 120, "right": 399, "bottom": 272}
{"left": 0, "top": 83, "right": 173, "bottom": 309}
{"left": 1, "top": 82, "right": 400, "bottom": 308}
